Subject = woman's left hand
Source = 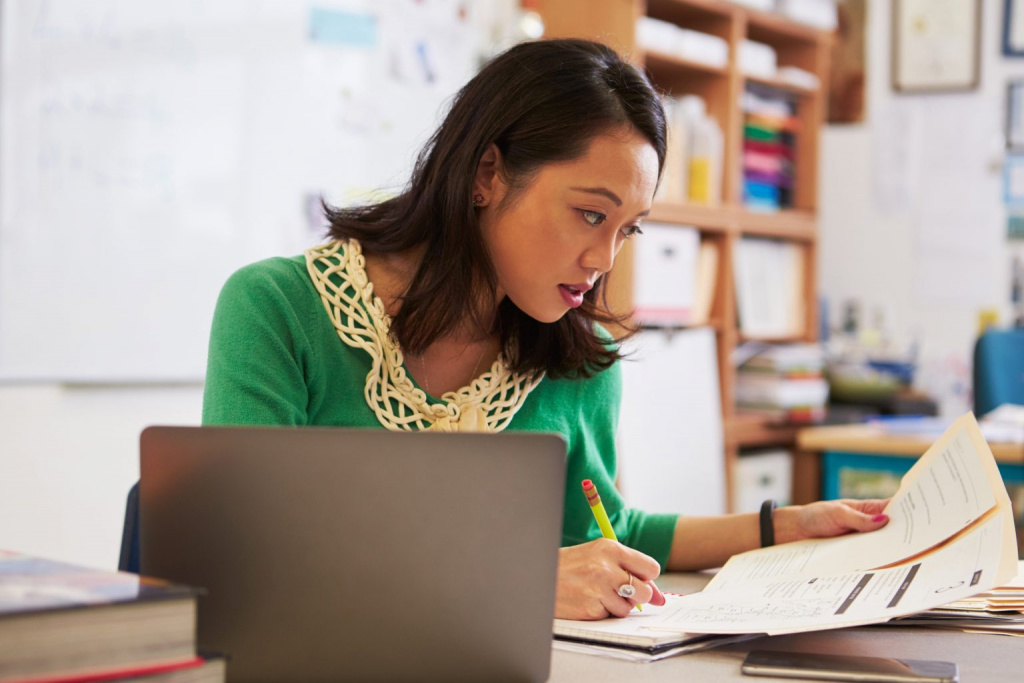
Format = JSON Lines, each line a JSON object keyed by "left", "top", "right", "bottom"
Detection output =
{"left": 776, "top": 499, "right": 891, "bottom": 544}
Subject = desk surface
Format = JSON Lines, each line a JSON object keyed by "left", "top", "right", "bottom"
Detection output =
{"left": 548, "top": 573, "right": 1023, "bottom": 682}
{"left": 797, "top": 423, "right": 1024, "bottom": 463}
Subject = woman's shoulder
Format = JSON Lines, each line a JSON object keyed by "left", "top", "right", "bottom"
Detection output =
{"left": 537, "top": 348, "right": 621, "bottom": 394}
{"left": 224, "top": 254, "right": 309, "bottom": 289}
{"left": 215, "top": 254, "right": 320, "bottom": 318}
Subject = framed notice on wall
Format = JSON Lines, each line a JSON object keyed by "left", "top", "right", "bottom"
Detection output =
{"left": 1005, "top": 0, "right": 1024, "bottom": 56}
{"left": 892, "top": 0, "right": 981, "bottom": 93}
{"left": 1008, "top": 80, "right": 1024, "bottom": 149}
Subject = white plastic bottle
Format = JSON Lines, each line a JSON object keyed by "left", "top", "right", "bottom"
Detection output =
{"left": 688, "top": 113, "right": 723, "bottom": 205}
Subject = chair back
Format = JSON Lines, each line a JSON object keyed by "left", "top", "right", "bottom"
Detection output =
{"left": 973, "top": 328, "right": 1024, "bottom": 417}
{"left": 118, "top": 481, "right": 140, "bottom": 573}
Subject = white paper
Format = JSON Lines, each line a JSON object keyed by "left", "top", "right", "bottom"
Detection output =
{"left": 609, "top": 413, "right": 1019, "bottom": 635}
{"left": 705, "top": 414, "right": 1008, "bottom": 588}
{"left": 617, "top": 329, "right": 726, "bottom": 515}
{"left": 656, "top": 514, "right": 1011, "bottom": 635}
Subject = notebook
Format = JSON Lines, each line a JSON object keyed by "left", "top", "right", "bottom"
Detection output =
{"left": 139, "top": 426, "right": 566, "bottom": 683}
{"left": 553, "top": 593, "right": 756, "bottom": 659}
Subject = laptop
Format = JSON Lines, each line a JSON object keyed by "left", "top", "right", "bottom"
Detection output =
{"left": 139, "top": 426, "right": 566, "bottom": 683}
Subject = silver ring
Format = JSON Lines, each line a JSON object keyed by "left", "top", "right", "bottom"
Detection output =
{"left": 617, "top": 572, "right": 636, "bottom": 599}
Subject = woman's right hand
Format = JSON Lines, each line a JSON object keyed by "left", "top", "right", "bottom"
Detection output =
{"left": 554, "top": 538, "right": 666, "bottom": 620}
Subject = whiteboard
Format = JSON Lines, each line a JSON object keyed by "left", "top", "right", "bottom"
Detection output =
{"left": 0, "top": 0, "right": 514, "bottom": 382}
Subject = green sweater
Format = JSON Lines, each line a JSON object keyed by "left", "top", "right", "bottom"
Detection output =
{"left": 202, "top": 253, "right": 678, "bottom": 566}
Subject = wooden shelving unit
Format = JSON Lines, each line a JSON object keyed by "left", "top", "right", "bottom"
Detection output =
{"left": 533, "top": 0, "right": 832, "bottom": 511}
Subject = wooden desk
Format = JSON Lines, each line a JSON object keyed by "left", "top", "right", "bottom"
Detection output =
{"left": 798, "top": 424, "right": 1024, "bottom": 461}
{"left": 549, "top": 572, "right": 1023, "bottom": 682}
{"left": 792, "top": 424, "right": 1024, "bottom": 504}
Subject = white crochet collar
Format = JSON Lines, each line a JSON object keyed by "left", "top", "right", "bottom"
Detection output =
{"left": 305, "top": 239, "right": 543, "bottom": 432}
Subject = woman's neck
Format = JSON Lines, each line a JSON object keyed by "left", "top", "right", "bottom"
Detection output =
{"left": 362, "top": 245, "right": 499, "bottom": 346}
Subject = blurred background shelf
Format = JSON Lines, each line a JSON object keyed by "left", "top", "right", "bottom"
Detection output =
{"left": 535, "top": 0, "right": 832, "bottom": 511}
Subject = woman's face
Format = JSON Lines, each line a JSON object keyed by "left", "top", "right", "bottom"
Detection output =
{"left": 478, "top": 127, "right": 659, "bottom": 323}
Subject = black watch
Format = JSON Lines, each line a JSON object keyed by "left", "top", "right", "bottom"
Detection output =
{"left": 760, "top": 499, "right": 777, "bottom": 547}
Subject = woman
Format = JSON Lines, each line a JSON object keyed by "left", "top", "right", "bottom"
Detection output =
{"left": 203, "top": 38, "right": 888, "bottom": 620}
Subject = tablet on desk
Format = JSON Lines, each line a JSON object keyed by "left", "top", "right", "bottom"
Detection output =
{"left": 741, "top": 650, "right": 959, "bottom": 683}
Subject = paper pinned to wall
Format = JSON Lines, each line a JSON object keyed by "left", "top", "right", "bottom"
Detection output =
{"left": 616, "top": 328, "right": 725, "bottom": 515}
{"left": 872, "top": 99, "right": 923, "bottom": 216}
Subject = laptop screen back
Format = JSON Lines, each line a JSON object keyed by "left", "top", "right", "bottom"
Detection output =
{"left": 140, "top": 426, "right": 566, "bottom": 683}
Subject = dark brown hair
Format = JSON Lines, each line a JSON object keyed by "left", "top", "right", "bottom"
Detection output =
{"left": 323, "top": 39, "right": 666, "bottom": 379}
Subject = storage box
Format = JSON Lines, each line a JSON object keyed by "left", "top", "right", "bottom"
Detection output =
{"left": 734, "top": 449, "right": 793, "bottom": 513}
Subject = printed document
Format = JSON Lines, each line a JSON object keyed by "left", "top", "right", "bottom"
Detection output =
{"left": 663, "top": 413, "right": 1019, "bottom": 635}
{"left": 560, "top": 413, "right": 1018, "bottom": 643}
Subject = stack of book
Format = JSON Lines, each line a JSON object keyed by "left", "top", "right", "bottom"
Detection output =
{"left": 0, "top": 550, "right": 224, "bottom": 683}
{"left": 741, "top": 86, "right": 798, "bottom": 212}
{"left": 735, "top": 343, "right": 828, "bottom": 423}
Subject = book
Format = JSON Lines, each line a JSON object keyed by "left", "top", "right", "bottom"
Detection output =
{"left": 7, "top": 655, "right": 226, "bottom": 683}
{"left": 0, "top": 551, "right": 204, "bottom": 682}
{"left": 691, "top": 240, "right": 718, "bottom": 325}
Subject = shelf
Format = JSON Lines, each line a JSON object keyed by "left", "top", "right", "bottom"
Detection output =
{"left": 744, "top": 7, "right": 828, "bottom": 46}
{"left": 648, "top": 202, "right": 732, "bottom": 231}
{"left": 642, "top": 49, "right": 729, "bottom": 79}
{"left": 725, "top": 413, "right": 801, "bottom": 448}
{"left": 638, "top": 320, "right": 723, "bottom": 334}
{"left": 736, "top": 209, "right": 815, "bottom": 240}
{"left": 647, "top": 205, "right": 816, "bottom": 240}
{"left": 646, "top": 0, "right": 734, "bottom": 33}
{"left": 536, "top": 0, "right": 829, "bottom": 508}
{"left": 737, "top": 332, "right": 809, "bottom": 344}
{"left": 744, "top": 75, "right": 817, "bottom": 98}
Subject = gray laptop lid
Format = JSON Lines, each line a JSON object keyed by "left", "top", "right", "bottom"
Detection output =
{"left": 139, "top": 426, "right": 566, "bottom": 683}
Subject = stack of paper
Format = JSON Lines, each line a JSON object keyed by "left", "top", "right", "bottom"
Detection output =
{"left": 980, "top": 403, "right": 1024, "bottom": 443}
{"left": 635, "top": 17, "right": 730, "bottom": 68}
{"left": 887, "top": 562, "right": 1024, "bottom": 635}
{"left": 668, "top": 413, "right": 1018, "bottom": 635}
{"left": 735, "top": 343, "right": 828, "bottom": 423}
{"left": 778, "top": 0, "right": 838, "bottom": 30}
{"left": 552, "top": 413, "right": 1019, "bottom": 658}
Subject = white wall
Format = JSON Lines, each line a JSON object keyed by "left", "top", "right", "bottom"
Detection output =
{"left": 0, "top": 385, "right": 202, "bottom": 568}
{"left": 820, "top": 0, "right": 1024, "bottom": 415}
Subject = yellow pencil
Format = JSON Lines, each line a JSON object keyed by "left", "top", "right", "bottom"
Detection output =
{"left": 581, "top": 479, "right": 642, "bottom": 611}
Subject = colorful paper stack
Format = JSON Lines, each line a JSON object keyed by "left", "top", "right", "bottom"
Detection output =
{"left": 741, "top": 88, "right": 798, "bottom": 211}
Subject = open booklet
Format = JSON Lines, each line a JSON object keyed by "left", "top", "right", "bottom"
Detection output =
{"left": 553, "top": 593, "right": 756, "bottom": 659}
{"left": 553, "top": 412, "right": 1020, "bottom": 650}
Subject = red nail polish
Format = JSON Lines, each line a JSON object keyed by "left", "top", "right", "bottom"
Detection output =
{"left": 872, "top": 514, "right": 888, "bottom": 522}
